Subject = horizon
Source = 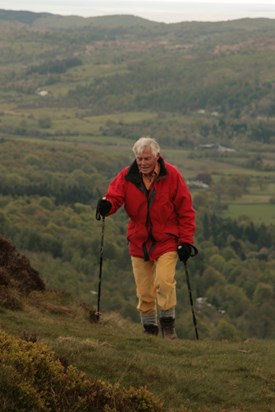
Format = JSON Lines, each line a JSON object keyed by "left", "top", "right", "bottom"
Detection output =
{"left": 1, "top": 2, "right": 275, "bottom": 23}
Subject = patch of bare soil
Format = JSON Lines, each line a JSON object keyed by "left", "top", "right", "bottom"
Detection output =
{"left": 0, "top": 235, "right": 45, "bottom": 309}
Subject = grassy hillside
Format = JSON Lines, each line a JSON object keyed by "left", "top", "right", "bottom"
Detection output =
{"left": 1, "top": 289, "right": 275, "bottom": 411}
{"left": 1, "top": 235, "right": 275, "bottom": 411}
{"left": 1, "top": 12, "right": 275, "bottom": 122}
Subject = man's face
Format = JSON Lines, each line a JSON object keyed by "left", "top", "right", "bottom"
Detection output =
{"left": 135, "top": 146, "right": 159, "bottom": 175}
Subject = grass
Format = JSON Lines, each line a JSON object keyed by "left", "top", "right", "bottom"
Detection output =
{"left": 0, "top": 108, "right": 158, "bottom": 136}
{"left": 1, "top": 290, "right": 275, "bottom": 411}
{"left": 225, "top": 203, "right": 275, "bottom": 224}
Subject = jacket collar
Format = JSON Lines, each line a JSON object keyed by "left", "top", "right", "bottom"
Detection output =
{"left": 125, "top": 156, "right": 168, "bottom": 185}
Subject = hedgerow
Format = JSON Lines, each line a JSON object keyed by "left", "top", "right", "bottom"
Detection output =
{"left": 0, "top": 331, "right": 164, "bottom": 411}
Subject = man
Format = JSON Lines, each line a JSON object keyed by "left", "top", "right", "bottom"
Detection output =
{"left": 96, "top": 137, "right": 196, "bottom": 339}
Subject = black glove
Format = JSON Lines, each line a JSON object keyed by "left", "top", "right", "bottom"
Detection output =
{"left": 177, "top": 243, "right": 198, "bottom": 263}
{"left": 96, "top": 197, "right": 112, "bottom": 220}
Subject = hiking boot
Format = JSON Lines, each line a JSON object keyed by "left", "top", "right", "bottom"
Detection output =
{"left": 143, "top": 324, "right": 159, "bottom": 336}
{"left": 160, "top": 317, "right": 177, "bottom": 339}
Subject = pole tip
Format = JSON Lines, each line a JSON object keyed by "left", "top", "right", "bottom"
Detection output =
{"left": 89, "top": 310, "right": 101, "bottom": 323}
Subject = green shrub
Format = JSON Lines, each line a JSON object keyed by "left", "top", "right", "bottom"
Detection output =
{"left": 0, "top": 331, "right": 163, "bottom": 411}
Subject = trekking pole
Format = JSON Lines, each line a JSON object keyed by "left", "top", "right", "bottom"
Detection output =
{"left": 184, "top": 261, "right": 199, "bottom": 340}
{"left": 183, "top": 245, "right": 199, "bottom": 340}
{"left": 95, "top": 212, "right": 105, "bottom": 321}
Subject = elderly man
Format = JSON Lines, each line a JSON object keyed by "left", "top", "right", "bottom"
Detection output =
{"left": 97, "top": 137, "right": 196, "bottom": 339}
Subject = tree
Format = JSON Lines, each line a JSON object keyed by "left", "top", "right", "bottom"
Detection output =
{"left": 253, "top": 283, "right": 273, "bottom": 306}
{"left": 211, "top": 319, "right": 239, "bottom": 340}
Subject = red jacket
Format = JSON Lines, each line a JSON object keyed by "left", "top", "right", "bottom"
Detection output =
{"left": 105, "top": 157, "right": 195, "bottom": 261}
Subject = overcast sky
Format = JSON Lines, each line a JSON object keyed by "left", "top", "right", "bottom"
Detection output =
{"left": 1, "top": 1, "right": 275, "bottom": 23}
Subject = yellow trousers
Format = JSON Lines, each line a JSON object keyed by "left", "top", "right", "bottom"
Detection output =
{"left": 131, "top": 251, "right": 178, "bottom": 315}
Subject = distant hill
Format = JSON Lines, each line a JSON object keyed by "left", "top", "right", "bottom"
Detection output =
{"left": 0, "top": 9, "right": 157, "bottom": 29}
{"left": 0, "top": 9, "right": 55, "bottom": 24}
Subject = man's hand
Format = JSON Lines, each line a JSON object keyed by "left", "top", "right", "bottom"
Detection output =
{"left": 177, "top": 243, "right": 197, "bottom": 263}
{"left": 96, "top": 197, "right": 112, "bottom": 220}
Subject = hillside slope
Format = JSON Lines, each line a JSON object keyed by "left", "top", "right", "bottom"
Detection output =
{"left": 0, "top": 235, "right": 45, "bottom": 309}
{"left": 0, "top": 234, "right": 163, "bottom": 411}
{"left": 0, "top": 235, "right": 275, "bottom": 411}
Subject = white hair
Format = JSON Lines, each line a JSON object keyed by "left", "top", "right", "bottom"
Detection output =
{"left": 132, "top": 137, "right": 160, "bottom": 157}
